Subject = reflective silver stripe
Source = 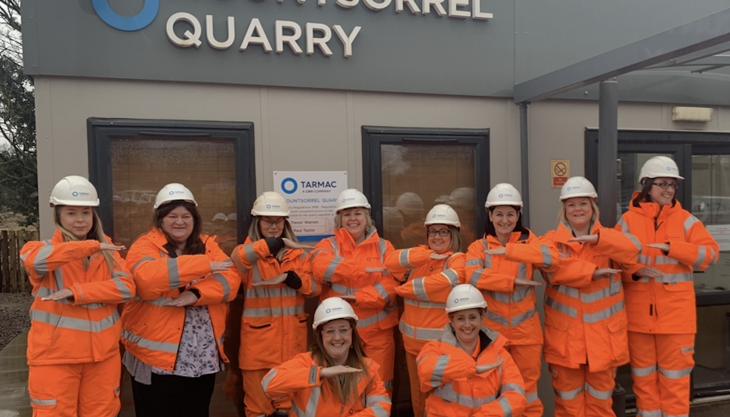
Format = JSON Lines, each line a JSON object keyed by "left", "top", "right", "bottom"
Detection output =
{"left": 134, "top": 295, "right": 175, "bottom": 307}
{"left": 511, "top": 286, "right": 533, "bottom": 303}
{"left": 382, "top": 380, "right": 393, "bottom": 390}
{"left": 430, "top": 355, "right": 450, "bottom": 387}
{"left": 54, "top": 268, "right": 64, "bottom": 291}
{"left": 231, "top": 247, "right": 249, "bottom": 273}
{"left": 656, "top": 273, "right": 693, "bottom": 283}
{"left": 243, "top": 304, "right": 305, "bottom": 317}
{"left": 684, "top": 215, "right": 699, "bottom": 234}
{"left": 31, "top": 309, "right": 119, "bottom": 333}
{"left": 366, "top": 394, "right": 391, "bottom": 406}
{"left": 399, "top": 249, "right": 414, "bottom": 269}
{"left": 369, "top": 403, "right": 390, "bottom": 417}
{"left": 554, "top": 285, "right": 579, "bottom": 299}
{"left": 212, "top": 272, "right": 230, "bottom": 301}
{"left": 658, "top": 366, "right": 692, "bottom": 379}
{"left": 498, "top": 396, "right": 513, "bottom": 417}
{"left": 502, "top": 383, "right": 526, "bottom": 396}
{"left": 323, "top": 257, "right": 342, "bottom": 283}
{"left": 518, "top": 263, "right": 527, "bottom": 279}
{"left": 292, "top": 386, "right": 320, "bottom": 417}
{"left": 43, "top": 239, "right": 52, "bottom": 245}
{"left": 466, "top": 259, "right": 483, "bottom": 266}
{"left": 486, "top": 310, "right": 509, "bottom": 327}
{"left": 636, "top": 410, "right": 662, "bottom": 417}
{"left": 557, "top": 243, "right": 570, "bottom": 258}
{"left": 167, "top": 258, "right": 180, "bottom": 289}
{"left": 308, "top": 366, "right": 318, "bottom": 384}
{"left": 540, "top": 244, "right": 553, "bottom": 268}
{"left": 357, "top": 304, "right": 394, "bottom": 328}
{"left": 618, "top": 217, "right": 629, "bottom": 233}
{"left": 377, "top": 238, "right": 387, "bottom": 263}
{"left": 442, "top": 269, "right": 459, "bottom": 287}
{"left": 555, "top": 384, "right": 583, "bottom": 400}
{"left": 30, "top": 398, "right": 56, "bottom": 406}
{"left": 681, "top": 346, "right": 694, "bottom": 354}
{"left": 469, "top": 269, "right": 483, "bottom": 287}
{"left": 20, "top": 252, "right": 28, "bottom": 261}
{"left": 710, "top": 247, "right": 718, "bottom": 264}
{"left": 33, "top": 245, "right": 54, "bottom": 275}
{"left": 122, "top": 329, "right": 179, "bottom": 353}
{"left": 583, "top": 300, "right": 624, "bottom": 324}
{"left": 526, "top": 391, "right": 539, "bottom": 403}
{"left": 310, "top": 277, "right": 318, "bottom": 295}
{"left": 638, "top": 254, "right": 652, "bottom": 265}
{"left": 625, "top": 233, "right": 643, "bottom": 252}
{"left": 545, "top": 296, "right": 577, "bottom": 317}
{"left": 262, "top": 369, "right": 278, "bottom": 392}
{"left": 328, "top": 237, "right": 339, "bottom": 255}
{"left": 373, "top": 282, "right": 390, "bottom": 304}
{"left": 433, "top": 382, "right": 499, "bottom": 408}
{"left": 580, "top": 279, "right": 621, "bottom": 303}
{"left": 403, "top": 298, "right": 445, "bottom": 309}
{"left": 112, "top": 274, "right": 133, "bottom": 302}
{"left": 632, "top": 365, "right": 656, "bottom": 377}
{"left": 412, "top": 278, "right": 428, "bottom": 301}
{"left": 487, "top": 290, "right": 511, "bottom": 304}
{"left": 694, "top": 246, "right": 707, "bottom": 269}
{"left": 244, "top": 243, "right": 258, "bottom": 264}
{"left": 655, "top": 255, "right": 679, "bottom": 265}
{"left": 661, "top": 413, "right": 688, "bottom": 417}
{"left": 399, "top": 320, "right": 414, "bottom": 338}
{"left": 131, "top": 256, "right": 154, "bottom": 274}
{"left": 511, "top": 307, "right": 536, "bottom": 327}
{"left": 331, "top": 282, "right": 358, "bottom": 295}
{"left": 586, "top": 383, "right": 612, "bottom": 400}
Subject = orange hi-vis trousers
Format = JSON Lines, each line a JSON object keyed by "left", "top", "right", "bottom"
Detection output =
{"left": 405, "top": 351, "right": 427, "bottom": 417}
{"left": 629, "top": 332, "right": 694, "bottom": 417}
{"left": 549, "top": 364, "right": 615, "bottom": 417}
{"left": 508, "top": 344, "right": 543, "bottom": 417}
{"left": 243, "top": 369, "right": 291, "bottom": 417}
{"left": 361, "top": 331, "right": 395, "bottom": 396}
{"left": 27, "top": 351, "right": 121, "bottom": 417}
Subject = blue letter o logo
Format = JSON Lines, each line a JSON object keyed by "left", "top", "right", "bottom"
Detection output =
{"left": 92, "top": 0, "right": 159, "bottom": 32}
{"left": 281, "top": 178, "right": 298, "bottom": 195}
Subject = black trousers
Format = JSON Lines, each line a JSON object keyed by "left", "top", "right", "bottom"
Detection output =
{"left": 131, "top": 372, "right": 216, "bottom": 417}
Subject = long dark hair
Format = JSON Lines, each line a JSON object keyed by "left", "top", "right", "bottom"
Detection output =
{"left": 484, "top": 205, "right": 527, "bottom": 238}
{"left": 153, "top": 200, "right": 205, "bottom": 255}
{"left": 632, "top": 178, "right": 677, "bottom": 207}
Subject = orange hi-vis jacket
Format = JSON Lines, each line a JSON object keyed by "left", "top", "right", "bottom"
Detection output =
{"left": 310, "top": 228, "right": 401, "bottom": 339}
{"left": 384, "top": 246, "right": 465, "bottom": 356}
{"left": 617, "top": 194, "right": 719, "bottom": 334}
{"left": 542, "top": 221, "right": 641, "bottom": 371}
{"left": 262, "top": 352, "right": 391, "bottom": 417}
{"left": 465, "top": 230, "right": 559, "bottom": 346}
{"left": 21, "top": 230, "right": 135, "bottom": 366}
{"left": 417, "top": 325, "right": 527, "bottom": 417}
{"left": 121, "top": 229, "right": 240, "bottom": 371}
{"left": 231, "top": 237, "right": 321, "bottom": 370}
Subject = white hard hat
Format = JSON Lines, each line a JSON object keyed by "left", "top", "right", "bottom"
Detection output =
{"left": 312, "top": 297, "right": 359, "bottom": 330}
{"left": 560, "top": 177, "right": 598, "bottom": 201}
{"left": 227, "top": 213, "right": 237, "bottom": 221}
{"left": 251, "top": 192, "right": 290, "bottom": 217}
{"left": 395, "top": 192, "right": 424, "bottom": 216}
{"left": 486, "top": 183, "right": 523, "bottom": 208}
{"left": 336, "top": 189, "right": 371, "bottom": 212}
{"left": 213, "top": 213, "right": 228, "bottom": 222}
{"left": 639, "top": 156, "right": 684, "bottom": 184}
{"left": 445, "top": 284, "right": 487, "bottom": 313}
{"left": 49, "top": 176, "right": 100, "bottom": 207}
{"left": 154, "top": 183, "right": 197, "bottom": 209}
{"left": 382, "top": 207, "right": 404, "bottom": 234}
{"left": 447, "top": 187, "right": 475, "bottom": 208}
{"left": 424, "top": 204, "right": 461, "bottom": 228}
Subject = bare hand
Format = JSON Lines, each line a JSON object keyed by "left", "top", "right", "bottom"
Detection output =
{"left": 320, "top": 365, "right": 363, "bottom": 378}
{"left": 647, "top": 243, "right": 670, "bottom": 252}
{"left": 514, "top": 278, "right": 543, "bottom": 287}
{"left": 41, "top": 288, "right": 74, "bottom": 301}
{"left": 568, "top": 235, "right": 598, "bottom": 244}
{"left": 252, "top": 273, "right": 288, "bottom": 287}
{"left": 476, "top": 359, "right": 504, "bottom": 374}
{"left": 593, "top": 268, "right": 622, "bottom": 278}
{"left": 100, "top": 243, "right": 125, "bottom": 251}
{"left": 210, "top": 259, "right": 234, "bottom": 272}
{"left": 282, "top": 238, "right": 314, "bottom": 250}
{"left": 365, "top": 267, "right": 387, "bottom": 274}
{"left": 429, "top": 253, "right": 450, "bottom": 260}
{"left": 163, "top": 291, "right": 199, "bottom": 307}
{"left": 339, "top": 295, "right": 357, "bottom": 303}
{"left": 484, "top": 247, "right": 506, "bottom": 256}
{"left": 636, "top": 266, "right": 663, "bottom": 278}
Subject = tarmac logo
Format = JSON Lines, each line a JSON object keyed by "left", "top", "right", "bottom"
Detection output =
{"left": 92, "top": 0, "right": 160, "bottom": 32}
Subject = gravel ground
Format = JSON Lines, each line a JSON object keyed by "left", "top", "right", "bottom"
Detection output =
{"left": 0, "top": 292, "right": 32, "bottom": 351}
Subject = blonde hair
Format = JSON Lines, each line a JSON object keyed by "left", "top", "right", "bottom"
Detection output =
{"left": 334, "top": 208, "right": 375, "bottom": 234}
{"left": 53, "top": 206, "right": 115, "bottom": 272}
{"left": 247, "top": 217, "right": 298, "bottom": 262}
{"left": 557, "top": 198, "right": 601, "bottom": 230}
{"left": 427, "top": 224, "right": 462, "bottom": 253}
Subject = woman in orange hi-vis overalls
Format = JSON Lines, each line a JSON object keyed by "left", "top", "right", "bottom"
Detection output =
{"left": 417, "top": 284, "right": 526, "bottom": 416}
{"left": 616, "top": 157, "right": 718, "bottom": 417}
{"left": 231, "top": 192, "right": 321, "bottom": 417}
{"left": 465, "top": 183, "right": 559, "bottom": 417}
{"left": 543, "top": 176, "right": 641, "bottom": 417}
{"left": 21, "top": 175, "right": 135, "bottom": 417}
{"left": 121, "top": 183, "right": 240, "bottom": 417}
{"left": 310, "top": 188, "right": 401, "bottom": 394}
{"left": 385, "top": 204, "right": 465, "bottom": 417}
{"left": 262, "top": 297, "right": 392, "bottom": 417}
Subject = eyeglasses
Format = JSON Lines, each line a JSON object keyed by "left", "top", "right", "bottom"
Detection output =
{"left": 428, "top": 229, "right": 450, "bottom": 238}
{"left": 261, "top": 218, "right": 285, "bottom": 227}
{"left": 653, "top": 182, "right": 677, "bottom": 190}
{"left": 323, "top": 328, "right": 352, "bottom": 337}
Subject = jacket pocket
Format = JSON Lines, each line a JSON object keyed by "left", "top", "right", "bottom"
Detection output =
{"left": 294, "top": 313, "right": 309, "bottom": 353}
{"left": 543, "top": 312, "right": 570, "bottom": 357}
{"left": 606, "top": 312, "right": 628, "bottom": 363}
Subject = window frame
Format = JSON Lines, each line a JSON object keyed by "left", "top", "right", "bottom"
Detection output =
{"left": 87, "top": 118, "right": 256, "bottom": 244}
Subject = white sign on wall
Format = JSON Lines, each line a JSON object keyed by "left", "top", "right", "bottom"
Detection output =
{"left": 274, "top": 171, "right": 348, "bottom": 241}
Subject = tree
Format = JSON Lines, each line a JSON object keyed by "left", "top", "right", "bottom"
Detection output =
{"left": 0, "top": 0, "right": 37, "bottom": 226}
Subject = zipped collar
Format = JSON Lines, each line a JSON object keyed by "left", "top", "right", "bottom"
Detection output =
{"left": 441, "top": 323, "right": 505, "bottom": 355}
{"left": 484, "top": 228, "right": 533, "bottom": 246}
{"left": 628, "top": 191, "right": 682, "bottom": 220}
{"left": 554, "top": 220, "right": 602, "bottom": 245}
{"left": 334, "top": 227, "right": 381, "bottom": 248}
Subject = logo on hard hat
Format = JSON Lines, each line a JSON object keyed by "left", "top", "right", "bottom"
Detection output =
{"left": 169, "top": 191, "right": 175, "bottom": 195}
{"left": 92, "top": 0, "right": 159, "bottom": 32}
{"left": 266, "top": 204, "right": 271, "bottom": 209}
{"left": 666, "top": 167, "right": 672, "bottom": 171}
{"left": 326, "top": 307, "right": 342, "bottom": 314}
{"left": 72, "top": 191, "right": 79, "bottom": 197}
